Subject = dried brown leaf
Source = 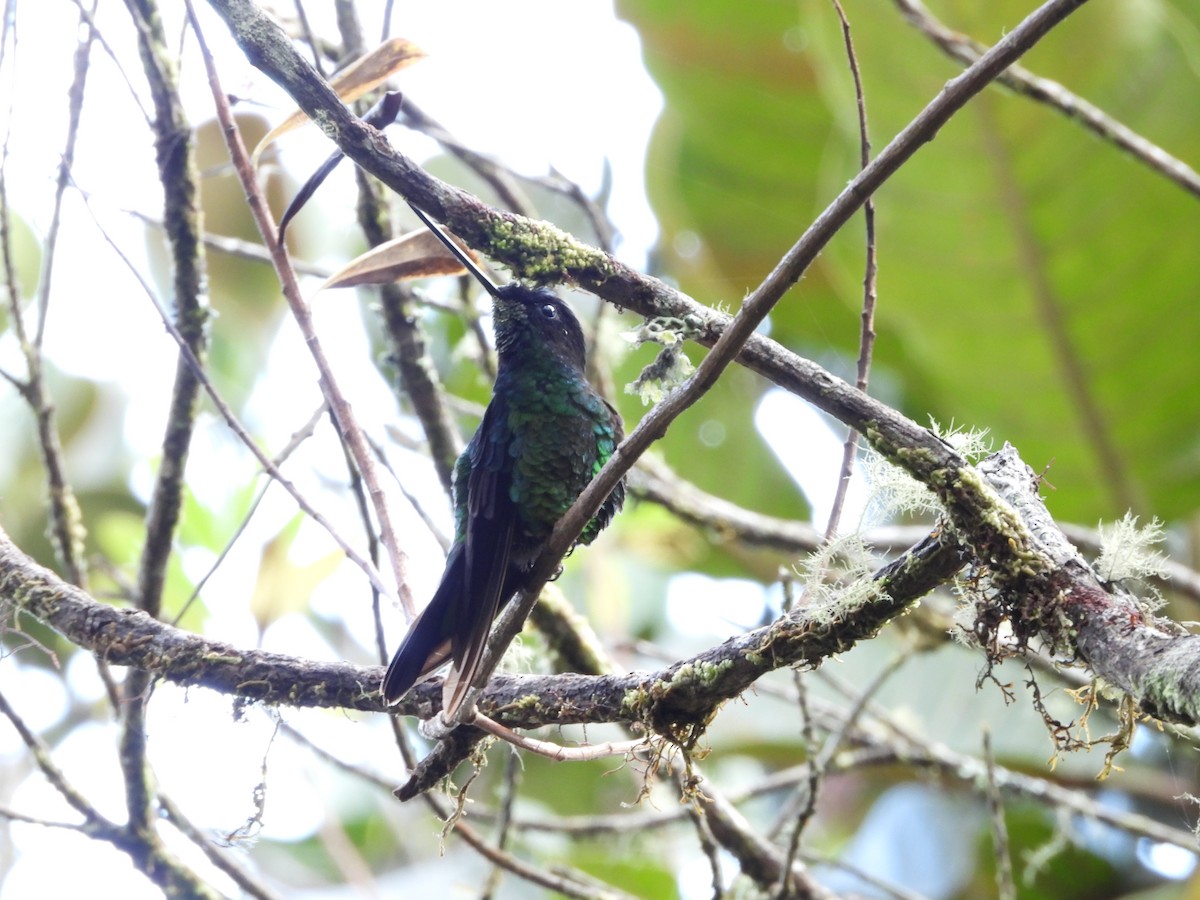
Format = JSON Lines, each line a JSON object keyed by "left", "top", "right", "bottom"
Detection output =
{"left": 319, "top": 229, "right": 477, "bottom": 290}
{"left": 252, "top": 38, "right": 427, "bottom": 164}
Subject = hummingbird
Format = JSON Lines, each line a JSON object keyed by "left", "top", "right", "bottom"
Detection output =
{"left": 382, "top": 207, "right": 625, "bottom": 718}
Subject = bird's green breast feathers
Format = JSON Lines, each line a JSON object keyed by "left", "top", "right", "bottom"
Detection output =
{"left": 505, "top": 371, "right": 619, "bottom": 539}
{"left": 451, "top": 362, "right": 621, "bottom": 550}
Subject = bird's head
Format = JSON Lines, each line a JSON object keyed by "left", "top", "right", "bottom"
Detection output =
{"left": 403, "top": 205, "right": 588, "bottom": 372}
{"left": 492, "top": 283, "right": 587, "bottom": 372}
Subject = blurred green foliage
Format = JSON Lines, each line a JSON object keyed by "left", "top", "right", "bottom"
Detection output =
{"left": 618, "top": 0, "right": 1200, "bottom": 524}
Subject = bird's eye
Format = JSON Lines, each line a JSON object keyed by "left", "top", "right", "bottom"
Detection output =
{"left": 540, "top": 303, "right": 558, "bottom": 319}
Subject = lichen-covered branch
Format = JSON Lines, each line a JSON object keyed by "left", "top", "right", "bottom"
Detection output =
{"left": 6, "top": 446, "right": 1200, "bottom": 765}
{"left": 979, "top": 447, "right": 1200, "bottom": 725}
{"left": 0, "top": 515, "right": 951, "bottom": 729}
{"left": 122, "top": 0, "right": 209, "bottom": 873}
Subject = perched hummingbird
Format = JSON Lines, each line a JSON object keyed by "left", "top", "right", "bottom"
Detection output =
{"left": 382, "top": 208, "right": 625, "bottom": 718}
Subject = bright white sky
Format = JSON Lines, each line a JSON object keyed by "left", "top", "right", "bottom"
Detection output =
{"left": 0, "top": 3, "right": 869, "bottom": 896}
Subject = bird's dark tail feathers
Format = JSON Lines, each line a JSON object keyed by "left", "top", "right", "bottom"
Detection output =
{"left": 381, "top": 547, "right": 463, "bottom": 705}
{"left": 381, "top": 546, "right": 523, "bottom": 718}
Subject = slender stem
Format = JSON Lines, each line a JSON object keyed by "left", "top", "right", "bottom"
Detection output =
{"left": 823, "top": 0, "right": 876, "bottom": 540}
{"left": 186, "top": 1, "right": 415, "bottom": 618}
{"left": 893, "top": 0, "right": 1200, "bottom": 199}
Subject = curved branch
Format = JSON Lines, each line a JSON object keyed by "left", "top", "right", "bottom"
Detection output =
{"left": 980, "top": 448, "right": 1200, "bottom": 725}
{"left": 893, "top": 0, "right": 1200, "bottom": 199}
{"left": 0, "top": 523, "right": 951, "bottom": 724}
{"left": 5, "top": 445, "right": 1199, "bottom": 754}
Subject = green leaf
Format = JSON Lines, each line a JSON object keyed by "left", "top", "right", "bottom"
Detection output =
{"left": 619, "top": 0, "right": 1200, "bottom": 522}
{"left": 1, "top": 206, "right": 42, "bottom": 311}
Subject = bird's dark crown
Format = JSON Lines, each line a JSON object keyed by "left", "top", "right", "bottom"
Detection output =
{"left": 402, "top": 206, "right": 588, "bottom": 373}
{"left": 493, "top": 282, "right": 588, "bottom": 373}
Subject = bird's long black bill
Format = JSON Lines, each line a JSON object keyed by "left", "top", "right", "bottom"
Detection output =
{"left": 406, "top": 203, "right": 500, "bottom": 298}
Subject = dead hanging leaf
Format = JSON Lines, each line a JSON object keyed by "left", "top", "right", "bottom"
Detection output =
{"left": 252, "top": 38, "right": 427, "bottom": 165}
{"left": 318, "top": 229, "right": 481, "bottom": 290}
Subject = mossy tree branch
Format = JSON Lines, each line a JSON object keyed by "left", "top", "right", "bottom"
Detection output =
{"left": 8, "top": 439, "right": 1196, "bottom": 734}
{"left": 120, "top": 3, "right": 215, "bottom": 892}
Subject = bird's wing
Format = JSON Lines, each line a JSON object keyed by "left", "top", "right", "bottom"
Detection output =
{"left": 382, "top": 400, "right": 517, "bottom": 710}
{"left": 596, "top": 396, "right": 626, "bottom": 529}
{"left": 380, "top": 545, "right": 460, "bottom": 704}
{"left": 573, "top": 393, "right": 626, "bottom": 544}
{"left": 441, "top": 399, "right": 518, "bottom": 718}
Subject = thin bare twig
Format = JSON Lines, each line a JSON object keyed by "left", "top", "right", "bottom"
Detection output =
{"left": 186, "top": 1, "right": 416, "bottom": 617}
{"left": 823, "top": 0, "right": 877, "bottom": 540}
{"left": 893, "top": 0, "right": 1200, "bottom": 199}
{"left": 983, "top": 728, "right": 1016, "bottom": 900}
